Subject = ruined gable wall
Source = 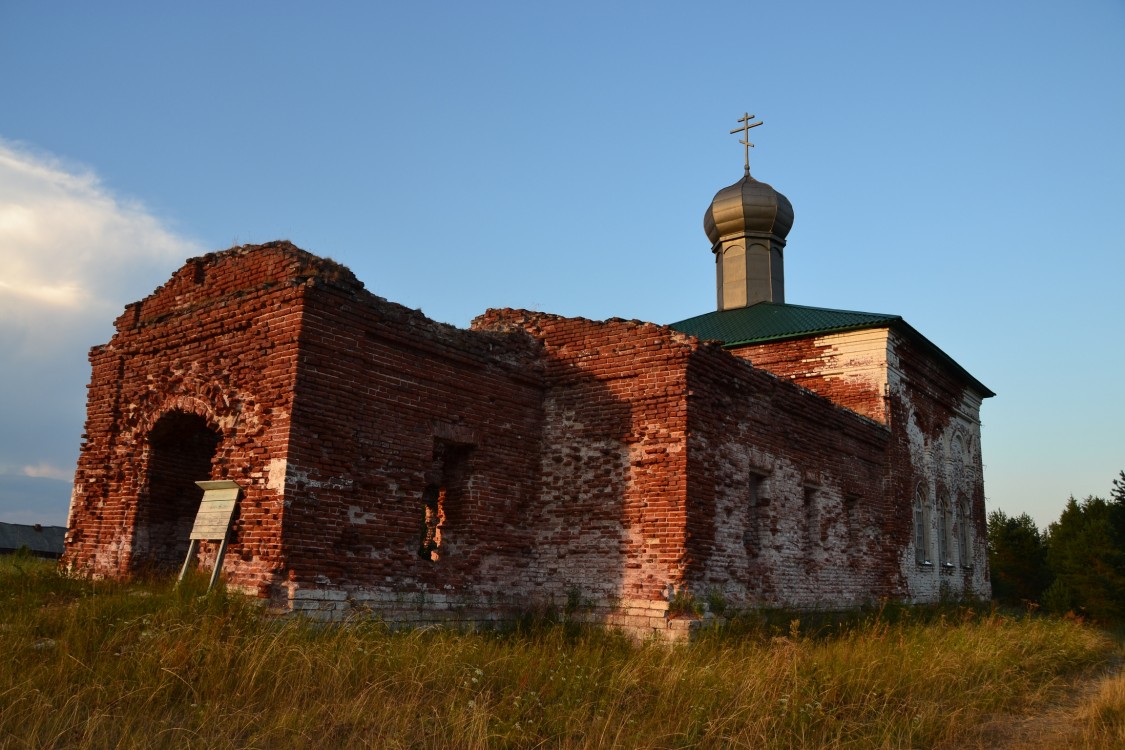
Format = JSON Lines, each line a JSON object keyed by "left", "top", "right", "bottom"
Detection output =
{"left": 728, "top": 328, "right": 891, "bottom": 424}
{"left": 278, "top": 284, "right": 546, "bottom": 620}
{"left": 475, "top": 311, "right": 693, "bottom": 628}
{"left": 684, "top": 343, "right": 897, "bottom": 610}
{"left": 63, "top": 243, "right": 316, "bottom": 594}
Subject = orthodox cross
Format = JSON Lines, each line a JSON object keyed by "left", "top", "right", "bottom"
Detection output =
{"left": 730, "top": 112, "right": 763, "bottom": 176}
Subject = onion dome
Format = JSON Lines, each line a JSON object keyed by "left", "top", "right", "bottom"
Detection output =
{"left": 704, "top": 175, "right": 794, "bottom": 249}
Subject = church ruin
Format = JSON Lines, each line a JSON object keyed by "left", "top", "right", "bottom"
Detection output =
{"left": 63, "top": 125, "right": 993, "bottom": 639}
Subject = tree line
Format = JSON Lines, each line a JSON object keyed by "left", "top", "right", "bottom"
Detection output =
{"left": 988, "top": 470, "right": 1125, "bottom": 621}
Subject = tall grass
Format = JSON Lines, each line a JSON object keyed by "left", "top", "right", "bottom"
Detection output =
{"left": 0, "top": 554, "right": 1117, "bottom": 749}
{"left": 1070, "top": 670, "right": 1125, "bottom": 749}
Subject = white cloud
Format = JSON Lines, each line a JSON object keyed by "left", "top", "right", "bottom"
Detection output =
{"left": 0, "top": 138, "right": 205, "bottom": 510}
{"left": 21, "top": 462, "right": 72, "bottom": 481}
{"left": 0, "top": 278, "right": 85, "bottom": 308}
{"left": 0, "top": 140, "right": 203, "bottom": 339}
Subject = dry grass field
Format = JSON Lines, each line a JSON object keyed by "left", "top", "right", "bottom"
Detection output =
{"left": 2, "top": 554, "right": 1122, "bottom": 749}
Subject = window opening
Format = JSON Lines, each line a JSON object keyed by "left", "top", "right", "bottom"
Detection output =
{"left": 958, "top": 497, "right": 972, "bottom": 566}
{"left": 938, "top": 493, "right": 953, "bottom": 566}
{"left": 419, "top": 483, "right": 445, "bottom": 561}
{"left": 914, "top": 486, "right": 931, "bottom": 565}
{"left": 417, "top": 440, "right": 471, "bottom": 561}
{"left": 951, "top": 434, "right": 965, "bottom": 485}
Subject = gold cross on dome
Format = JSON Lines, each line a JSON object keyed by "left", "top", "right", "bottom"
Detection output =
{"left": 730, "top": 112, "right": 763, "bottom": 176}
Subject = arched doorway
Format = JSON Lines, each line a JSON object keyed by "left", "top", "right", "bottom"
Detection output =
{"left": 131, "top": 410, "right": 221, "bottom": 573}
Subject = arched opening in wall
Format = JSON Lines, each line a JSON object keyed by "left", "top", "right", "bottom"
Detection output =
{"left": 951, "top": 434, "right": 966, "bottom": 485}
{"left": 938, "top": 493, "right": 953, "bottom": 566}
{"left": 914, "top": 485, "right": 931, "bottom": 566}
{"left": 958, "top": 496, "right": 972, "bottom": 567}
{"left": 132, "top": 410, "right": 221, "bottom": 574}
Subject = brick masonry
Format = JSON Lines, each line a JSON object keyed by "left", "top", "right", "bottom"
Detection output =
{"left": 730, "top": 329, "right": 990, "bottom": 601}
{"left": 63, "top": 241, "right": 990, "bottom": 641}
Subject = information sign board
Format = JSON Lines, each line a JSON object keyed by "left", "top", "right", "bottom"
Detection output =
{"left": 178, "top": 480, "right": 242, "bottom": 590}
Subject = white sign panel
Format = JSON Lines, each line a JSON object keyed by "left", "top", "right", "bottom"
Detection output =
{"left": 189, "top": 480, "right": 241, "bottom": 540}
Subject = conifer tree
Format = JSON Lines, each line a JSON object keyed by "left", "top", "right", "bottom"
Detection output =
{"left": 987, "top": 510, "right": 1050, "bottom": 604}
{"left": 1112, "top": 469, "right": 1125, "bottom": 505}
{"left": 1042, "top": 485, "right": 1125, "bottom": 621}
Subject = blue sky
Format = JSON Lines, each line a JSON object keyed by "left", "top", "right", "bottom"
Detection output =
{"left": 1, "top": 1, "right": 1122, "bottom": 529}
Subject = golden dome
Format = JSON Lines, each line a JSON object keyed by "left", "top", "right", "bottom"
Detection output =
{"left": 704, "top": 175, "right": 794, "bottom": 249}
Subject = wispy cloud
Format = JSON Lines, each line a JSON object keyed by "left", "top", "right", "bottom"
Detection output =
{"left": 21, "top": 462, "right": 73, "bottom": 481}
{"left": 0, "top": 138, "right": 205, "bottom": 510}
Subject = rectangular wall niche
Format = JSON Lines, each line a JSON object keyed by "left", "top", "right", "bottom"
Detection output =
{"left": 743, "top": 468, "right": 771, "bottom": 556}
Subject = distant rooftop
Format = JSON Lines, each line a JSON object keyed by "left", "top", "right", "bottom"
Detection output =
{"left": 0, "top": 522, "right": 66, "bottom": 558}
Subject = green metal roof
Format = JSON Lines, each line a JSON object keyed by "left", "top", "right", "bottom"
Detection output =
{"left": 669, "top": 302, "right": 994, "bottom": 398}
{"left": 670, "top": 302, "right": 901, "bottom": 346}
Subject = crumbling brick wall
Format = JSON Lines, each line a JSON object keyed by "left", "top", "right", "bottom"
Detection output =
{"left": 684, "top": 341, "right": 897, "bottom": 609}
{"left": 729, "top": 327, "right": 990, "bottom": 601}
{"left": 63, "top": 243, "right": 322, "bottom": 594}
{"left": 475, "top": 312, "right": 695, "bottom": 617}
{"left": 276, "top": 274, "right": 546, "bottom": 617}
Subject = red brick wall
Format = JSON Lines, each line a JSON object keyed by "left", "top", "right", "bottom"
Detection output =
{"left": 684, "top": 342, "right": 900, "bottom": 607}
{"left": 277, "top": 280, "right": 545, "bottom": 609}
{"left": 63, "top": 243, "right": 318, "bottom": 594}
{"left": 476, "top": 312, "right": 694, "bottom": 606}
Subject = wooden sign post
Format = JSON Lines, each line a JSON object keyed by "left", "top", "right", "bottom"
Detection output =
{"left": 178, "top": 480, "right": 241, "bottom": 591}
